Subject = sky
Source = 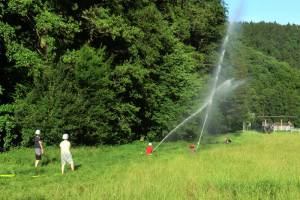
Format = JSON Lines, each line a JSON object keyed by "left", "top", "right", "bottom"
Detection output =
{"left": 224, "top": 0, "right": 300, "bottom": 25}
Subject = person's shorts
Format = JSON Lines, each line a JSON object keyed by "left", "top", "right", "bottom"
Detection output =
{"left": 35, "top": 148, "right": 42, "bottom": 160}
{"left": 61, "top": 153, "right": 73, "bottom": 165}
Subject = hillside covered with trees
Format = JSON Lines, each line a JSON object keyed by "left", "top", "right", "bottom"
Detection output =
{"left": 0, "top": 0, "right": 227, "bottom": 148}
{"left": 219, "top": 22, "right": 300, "bottom": 132}
{"left": 1, "top": 1, "right": 300, "bottom": 149}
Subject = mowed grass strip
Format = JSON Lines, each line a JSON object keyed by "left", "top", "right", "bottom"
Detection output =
{"left": 1, "top": 131, "right": 300, "bottom": 199}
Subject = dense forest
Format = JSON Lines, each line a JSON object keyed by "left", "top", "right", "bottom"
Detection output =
{"left": 0, "top": 0, "right": 227, "bottom": 148}
{"left": 241, "top": 22, "right": 300, "bottom": 69}
{"left": 0, "top": 1, "right": 300, "bottom": 149}
{"left": 219, "top": 22, "right": 300, "bottom": 131}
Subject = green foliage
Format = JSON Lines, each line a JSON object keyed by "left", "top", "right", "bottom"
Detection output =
{"left": 7, "top": 0, "right": 38, "bottom": 16}
{"left": 241, "top": 22, "right": 300, "bottom": 69}
{"left": 16, "top": 42, "right": 206, "bottom": 145}
{"left": 35, "top": 10, "right": 80, "bottom": 58}
{"left": 0, "top": 22, "right": 15, "bottom": 43}
{"left": 0, "top": 104, "right": 18, "bottom": 149}
{"left": 169, "top": 6, "right": 191, "bottom": 42}
{"left": 187, "top": 0, "right": 227, "bottom": 53}
{"left": 82, "top": 7, "right": 142, "bottom": 42}
{"left": 146, "top": 43, "right": 204, "bottom": 137}
{"left": 221, "top": 39, "right": 300, "bottom": 129}
{"left": 1, "top": 0, "right": 227, "bottom": 145}
{"left": 16, "top": 46, "right": 112, "bottom": 145}
{"left": 2, "top": 0, "right": 298, "bottom": 143}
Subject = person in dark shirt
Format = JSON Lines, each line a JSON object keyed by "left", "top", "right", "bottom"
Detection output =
{"left": 34, "top": 129, "right": 44, "bottom": 167}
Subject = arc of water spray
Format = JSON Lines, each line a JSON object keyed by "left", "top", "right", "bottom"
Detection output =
{"left": 153, "top": 103, "right": 209, "bottom": 152}
{"left": 196, "top": 28, "right": 231, "bottom": 150}
{"left": 152, "top": 78, "right": 234, "bottom": 152}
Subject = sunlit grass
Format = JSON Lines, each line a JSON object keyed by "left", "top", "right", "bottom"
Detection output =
{"left": 1, "top": 131, "right": 300, "bottom": 199}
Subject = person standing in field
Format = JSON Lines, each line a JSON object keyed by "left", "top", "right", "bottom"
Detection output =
{"left": 146, "top": 143, "right": 153, "bottom": 155}
{"left": 60, "top": 134, "right": 75, "bottom": 174}
{"left": 34, "top": 129, "right": 44, "bottom": 168}
{"left": 189, "top": 144, "right": 195, "bottom": 153}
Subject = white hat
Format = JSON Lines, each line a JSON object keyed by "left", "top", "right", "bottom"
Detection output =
{"left": 62, "top": 134, "right": 69, "bottom": 140}
{"left": 148, "top": 143, "right": 152, "bottom": 146}
{"left": 35, "top": 129, "right": 41, "bottom": 135}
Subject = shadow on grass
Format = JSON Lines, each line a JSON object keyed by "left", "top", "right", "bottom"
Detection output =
{"left": 75, "top": 164, "right": 82, "bottom": 170}
{"left": 10, "top": 167, "right": 47, "bottom": 177}
{"left": 42, "top": 155, "right": 58, "bottom": 166}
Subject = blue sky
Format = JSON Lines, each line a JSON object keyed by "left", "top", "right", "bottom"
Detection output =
{"left": 224, "top": 0, "right": 300, "bottom": 25}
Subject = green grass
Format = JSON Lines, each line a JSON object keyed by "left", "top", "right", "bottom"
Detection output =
{"left": 1, "top": 131, "right": 300, "bottom": 199}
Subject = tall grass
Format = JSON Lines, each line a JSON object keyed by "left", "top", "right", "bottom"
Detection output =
{"left": 1, "top": 131, "right": 300, "bottom": 199}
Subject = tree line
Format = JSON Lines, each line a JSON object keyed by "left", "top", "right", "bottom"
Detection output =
{"left": 0, "top": 0, "right": 227, "bottom": 148}
{"left": 2, "top": 1, "right": 299, "bottom": 149}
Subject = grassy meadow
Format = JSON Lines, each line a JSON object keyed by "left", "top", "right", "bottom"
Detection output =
{"left": 1, "top": 131, "right": 300, "bottom": 199}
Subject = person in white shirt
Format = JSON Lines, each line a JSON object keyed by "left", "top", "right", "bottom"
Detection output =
{"left": 60, "top": 134, "right": 74, "bottom": 174}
